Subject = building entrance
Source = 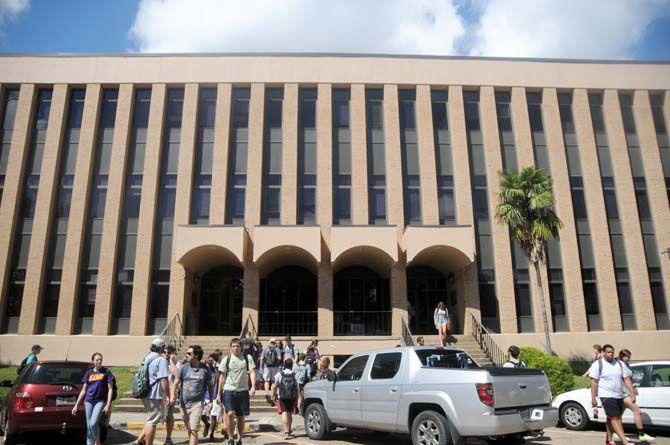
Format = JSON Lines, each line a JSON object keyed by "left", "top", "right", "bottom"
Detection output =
{"left": 198, "top": 266, "right": 243, "bottom": 335}
{"left": 407, "top": 265, "right": 455, "bottom": 334}
{"left": 333, "top": 266, "right": 391, "bottom": 336}
{"left": 260, "top": 266, "right": 317, "bottom": 336}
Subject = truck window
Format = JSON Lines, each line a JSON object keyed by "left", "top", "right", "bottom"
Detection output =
{"left": 337, "top": 355, "right": 368, "bottom": 381}
{"left": 414, "top": 349, "right": 479, "bottom": 369}
{"left": 370, "top": 352, "right": 402, "bottom": 380}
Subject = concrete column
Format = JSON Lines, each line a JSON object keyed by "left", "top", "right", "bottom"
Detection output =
{"left": 416, "top": 85, "right": 439, "bottom": 225}
{"left": 572, "top": 89, "right": 620, "bottom": 332}
{"left": 317, "top": 263, "right": 334, "bottom": 337}
{"left": 56, "top": 84, "right": 102, "bottom": 335}
{"left": 210, "top": 83, "right": 232, "bottom": 225}
{"left": 604, "top": 90, "right": 653, "bottom": 330}
{"left": 0, "top": 84, "right": 35, "bottom": 330}
{"left": 391, "top": 258, "right": 408, "bottom": 337}
{"left": 242, "top": 263, "right": 260, "bottom": 334}
{"left": 18, "top": 85, "right": 68, "bottom": 334}
{"left": 448, "top": 86, "right": 479, "bottom": 332}
{"left": 92, "top": 84, "right": 134, "bottom": 335}
{"left": 350, "top": 84, "right": 368, "bottom": 225}
{"left": 479, "top": 87, "right": 518, "bottom": 334}
{"left": 316, "top": 84, "right": 332, "bottom": 227}
{"left": 244, "top": 84, "right": 265, "bottom": 235}
{"left": 129, "top": 84, "right": 166, "bottom": 336}
{"left": 383, "top": 84, "right": 404, "bottom": 228}
{"left": 281, "top": 84, "right": 298, "bottom": 225}
{"left": 167, "top": 83, "right": 199, "bottom": 325}
{"left": 633, "top": 90, "right": 670, "bottom": 328}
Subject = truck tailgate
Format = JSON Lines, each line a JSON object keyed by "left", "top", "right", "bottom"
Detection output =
{"left": 488, "top": 368, "right": 552, "bottom": 409}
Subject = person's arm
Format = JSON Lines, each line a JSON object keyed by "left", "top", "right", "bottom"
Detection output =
{"left": 216, "top": 361, "right": 226, "bottom": 403}
{"left": 171, "top": 373, "right": 181, "bottom": 406}
{"left": 104, "top": 379, "right": 113, "bottom": 415}
{"left": 590, "top": 378, "right": 599, "bottom": 407}
{"left": 624, "top": 376, "right": 636, "bottom": 403}
{"left": 207, "top": 370, "right": 215, "bottom": 405}
{"left": 248, "top": 356, "right": 257, "bottom": 396}
{"left": 270, "top": 378, "right": 277, "bottom": 401}
{"left": 72, "top": 382, "right": 87, "bottom": 415}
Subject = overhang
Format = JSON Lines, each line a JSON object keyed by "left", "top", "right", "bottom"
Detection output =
{"left": 330, "top": 226, "right": 398, "bottom": 276}
{"left": 174, "top": 225, "right": 245, "bottom": 273}
{"left": 404, "top": 225, "right": 475, "bottom": 274}
{"left": 253, "top": 226, "right": 321, "bottom": 276}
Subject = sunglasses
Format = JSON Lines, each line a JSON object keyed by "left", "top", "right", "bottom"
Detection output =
{"left": 186, "top": 351, "right": 193, "bottom": 356}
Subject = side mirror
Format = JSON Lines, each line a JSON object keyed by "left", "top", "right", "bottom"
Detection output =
{"left": 0, "top": 380, "right": 12, "bottom": 388}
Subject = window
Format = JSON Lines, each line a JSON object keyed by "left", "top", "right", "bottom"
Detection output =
{"left": 370, "top": 352, "right": 402, "bottom": 380}
{"left": 649, "top": 365, "right": 670, "bottom": 387}
{"left": 414, "top": 349, "right": 479, "bottom": 369}
{"left": 337, "top": 355, "right": 368, "bottom": 382}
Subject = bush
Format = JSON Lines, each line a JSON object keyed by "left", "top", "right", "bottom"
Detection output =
{"left": 519, "top": 347, "right": 574, "bottom": 396}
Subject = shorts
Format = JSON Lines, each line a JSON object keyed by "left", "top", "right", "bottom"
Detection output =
{"left": 223, "top": 390, "right": 250, "bottom": 416}
{"left": 142, "top": 398, "right": 167, "bottom": 426}
{"left": 601, "top": 397, "right": 625, "bottom": 418}
{"left": 180, "top": 402, "right": 204, "bottom": 434}
{"left": 276, "top": 398, "right": 298, "bottom": 414}
{"left": 263, "top": 366, "right": 279, "bottom": 381}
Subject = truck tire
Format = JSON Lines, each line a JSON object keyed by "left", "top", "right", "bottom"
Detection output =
{"left": 304, "top": 403, "right": 331, "bottom": 440}
{"left": 560, "top": 402, "right": 589, "bottom": 430}
{"left": 411, "top": 410, "right": 452, "bottom": 445}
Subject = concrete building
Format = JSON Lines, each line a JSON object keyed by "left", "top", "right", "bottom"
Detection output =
{"left": 0, "top": 54, "right": 669, "bottom": 365}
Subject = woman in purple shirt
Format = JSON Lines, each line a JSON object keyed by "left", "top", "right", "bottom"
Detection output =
{"left": 72, "top": 352, "right": 114, "bottom": 445}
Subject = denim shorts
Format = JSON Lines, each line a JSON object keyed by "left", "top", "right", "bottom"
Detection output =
{"left": 222, "top": 390, "right": 250, "bottom": 416}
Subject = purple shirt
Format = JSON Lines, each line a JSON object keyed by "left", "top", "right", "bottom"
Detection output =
{"left": 81, "top": 368, "right": 111, "bottom": 404}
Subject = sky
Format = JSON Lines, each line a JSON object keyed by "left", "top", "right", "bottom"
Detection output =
{"left": 0, "top": 0, "right": 669, "bottom": 60}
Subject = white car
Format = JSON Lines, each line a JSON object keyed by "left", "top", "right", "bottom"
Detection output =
{"left": 553, "top": 360, "right": 670, "bottom": 430}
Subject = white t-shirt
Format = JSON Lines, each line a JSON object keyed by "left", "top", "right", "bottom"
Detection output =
{"left": 588, "top": 358, "right": 632, "bottom": 399}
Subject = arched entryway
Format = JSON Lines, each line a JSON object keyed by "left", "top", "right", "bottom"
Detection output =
{"left": 198, "top": 266, "right": 244, "bottom": 335}
{"left": 333, "top": 266, "right": 391, "bottom": 336}
{"left": 407, "top": 265, "right": 455, "bottom": 334}
{"left": 260, "top": 266, "right": 317, "bottom": 336}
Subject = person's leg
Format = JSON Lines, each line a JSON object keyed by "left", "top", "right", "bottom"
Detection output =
{"left": 237, "top": 416, "right": 245, "bottom": 441}
{"left": 287, "top": 411, "right": 293, "bottom": 436}
{"left": 605, "top": 417, "right": 613, "bottom": 442}
{"left": 85, "top": 401, "right": 95, "bottom": 445}
{"left": 210, "top": 415, "right": 217, "bottom": 439}
{"left": 226, "top": 411, "right": 236, "bottom": 440}
{"left": 144, "top": 424, "right": 156, "bottom": 445}
{"left": 438, "top": 324, "right": 446, "bottom": 345}
{"left": 610, "top": 418, "right": 629, "bottom": 445}
{"left": 165, "top": 406, "right": 174, "bottom": 443}
{"left": 89, "top": 401, "right": 106, "bottom": 445}
{"left": 282, "top": 411, "right": 289, "bottom": 434}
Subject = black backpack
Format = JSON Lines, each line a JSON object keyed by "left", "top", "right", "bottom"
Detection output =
{"left": 17, "top": 354, "right": 35, "bottom": 375}
{"left": 277, "top": 372, "right": 298, "bottom": 400}
{"left": 264, "top": 348, "right": 279, "bottom": 367}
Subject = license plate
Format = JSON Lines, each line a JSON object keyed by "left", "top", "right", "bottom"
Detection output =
{"left": 56, "top": 396, "right": 76, "bottom": 406}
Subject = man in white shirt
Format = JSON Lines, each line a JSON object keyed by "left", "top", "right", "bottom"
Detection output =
{"left": 588, "top": 344, "right": 635, "bottom": 445}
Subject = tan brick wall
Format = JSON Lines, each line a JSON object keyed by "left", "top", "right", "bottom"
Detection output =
{"left": 603, "top": 90, "right": 653, "bottom": 330}
{"left": 56, "top": 84, "right": 102, "bottom": 335}
{"left": 350, "top": 84, "right": 368, "bottom": 225}
{"left": 415, "top": 85, "right": 439, "bottom": 225}
{"left": 479, "top": 87, "right": 517, "bottom": 334}
{"left": 280, "top": 83, "right": 298, "bottom": 225}
{"left": 209, "top": 83, "right": 232, "bottom": 225}
{"left": 93, "top": 84, "right": 134, "bottom": 335}
{"left": 0, "top": 84, "right": 35, "bottom": 329}
{"left": 633, "top": 90, "right": 670, "bottom": 328}
{"left": 129, "top": 84, "right": 166, "bottom": 336}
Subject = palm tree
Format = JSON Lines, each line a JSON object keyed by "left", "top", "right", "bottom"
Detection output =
{"left": 495, "top": 167, "right": 563, "bottom": 354}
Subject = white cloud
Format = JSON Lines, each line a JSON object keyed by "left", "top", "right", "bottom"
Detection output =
{"left": 470, "top": 0, "right": 670, "bottom": 59}
{"left": 129, "top": 0, "right": 466, "bottom": 54}
{"left": 0, "top": 0, "right": 29, "bottom": 33}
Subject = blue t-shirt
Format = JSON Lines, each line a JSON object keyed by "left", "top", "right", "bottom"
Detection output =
{"left": 25, "top": 353, "right": 38, "bottom": 365}
{"left": 144, "top": 352, "right": 170, "bottom": 400}
{"left": 81, "top": 368, "right": 111, "bottom": 404}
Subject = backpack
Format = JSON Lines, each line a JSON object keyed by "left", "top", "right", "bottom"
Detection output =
{"left": 107, "top": 370, "right": 119, "bottom": 401}
{"left": 131, "top": 355, "right": 158, "bottom": 399}
{"left": 514, "top": 360, "right": 526, "bottom": 368}
{"left": 264, "top": 348, "right": 279, "bottom": 367}
{"left": 597, "top": 357, "right": 624, "bottom": 375}
{"left": 277, "top": 372, "right": 298, "bottom": 400}
{"left": 294, "top": 364, "right": 309, "bottom": 385}
{"left": 17, "top": 354, "right": 33, "bottom": 375}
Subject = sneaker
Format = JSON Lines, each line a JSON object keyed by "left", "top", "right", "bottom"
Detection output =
{"left": 228, "top": 440, "right": 235, "bottom": 445}
{"left": 284, "top": 432, "right": 291, "bottom": 440}
{"left": 639, "top": 433, "right": 656, "bottom": 442}
{"left": 236, "top": 440, "right": 243, "bottom": 445}
{"left": 606, "top": 441, "right": 616, "bottom": 445}
{"left": 164, "top": 439, "right": 174, "bottom": 445}
{"left": 611, "top": 433, "right": 620, "bottom": 442}
{"left": 203, "top": 423, "right": 210, "bottom": 437}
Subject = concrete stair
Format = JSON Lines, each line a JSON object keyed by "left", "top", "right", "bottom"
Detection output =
{"left": 115, "top": 390, "right": 281, "bottom": 414}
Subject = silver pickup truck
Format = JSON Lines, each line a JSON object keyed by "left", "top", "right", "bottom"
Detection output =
{"left": 303, "top": 346, "right": 558, "bottom": 445}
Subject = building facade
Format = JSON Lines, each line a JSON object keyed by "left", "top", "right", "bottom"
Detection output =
{"left": 0, "top": 55, "right": 669, "bottom": 364}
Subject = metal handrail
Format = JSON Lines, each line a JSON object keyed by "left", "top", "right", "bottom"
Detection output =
{"left": 470, "top": 313, "right": 505, "bottom": 367}
{"left": 160, "top": 313, "right": 184, "bottom": 349}
{"left": 239, "top": 313, "right": 258, "bottom": 339}
{"left": 401, "top": 317, "right": 415, "bottom": 346}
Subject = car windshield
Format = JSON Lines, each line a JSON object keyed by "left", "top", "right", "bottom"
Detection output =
{"left": 23, "top": 364, "right": 89, "bottom": 385}
{"left": 414, "top": 349, "right": 480, "bottom": 369}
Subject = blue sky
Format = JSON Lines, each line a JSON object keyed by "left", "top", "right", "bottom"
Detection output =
{"left": 1, "top": 0, "right": 669, "bottom": 59}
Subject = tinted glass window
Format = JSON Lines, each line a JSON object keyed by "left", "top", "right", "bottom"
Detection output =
{"left": 337, "top": 355, "right": 368, "bottom": 382}
{"left": 414, "top": 349, "right": 479, "bottom": 369}
{"left": 650, "top": 365, "right": 670, "bottom": 387}
{"left": 370, "top": 352, "right": 402, "bottom": 380}
{"left": 25, "top": 363, "right": 89, "bottom": 385}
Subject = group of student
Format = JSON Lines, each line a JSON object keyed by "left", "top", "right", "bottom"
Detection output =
{"left": 128, "top": 335, "right": 335, "bottom": 445}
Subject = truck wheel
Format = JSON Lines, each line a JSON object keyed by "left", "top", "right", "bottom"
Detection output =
{"left": 560, "top": 402, "right": 589, "bottom": 430}
{"left": 304, "top": 403, "right": 331, "bottom": 440}
{"left": 411, "top": 410, "right": 452, "bottom": 445}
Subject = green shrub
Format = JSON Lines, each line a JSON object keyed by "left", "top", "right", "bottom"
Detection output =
{"left": 519, "top": 347, "right": 574, "bottom": 396}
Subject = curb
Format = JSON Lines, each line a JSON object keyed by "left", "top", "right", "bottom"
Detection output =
{"left": 111, "top": 421, "right": 306, "bottom": 433}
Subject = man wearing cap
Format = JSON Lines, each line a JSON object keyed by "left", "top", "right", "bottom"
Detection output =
{"left": 139, "top": 338, "right": 171, "bottom": 445}
{"left": 17, "top": 344, "right": 43, "bottom": 375}
{"left": 260, "top": 338, "right": 281, "bottom": 405}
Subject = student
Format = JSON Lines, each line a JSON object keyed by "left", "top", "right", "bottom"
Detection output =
{"left": 433, "top": 302, "right": 450, "bottom": 346}
{"left": 72, "top": 353, "right": 113, "bottom": 445}
{"left": 216, "top": 338, "right": 257, "bottom": 445}
{"left": 316, "top": 356, "right": 335, "bottom": 381}
{"left": 260, "top": 338, "right": 281, "bottom": 405}
{"left": 172, "top": 345, "right": 215, "bottom": 445}
{"left": 618, "top": 349, "right": 654, "bottom": 442}
{"left": 582, "top": 344, "right": 603, "bottom": 377}
{"left": 503, "top": 346, "right": 526, "bottom": 368}
{"left": 202, "top": 353, "right": 222, "bottom": 441}
{"left": 589, "top": 344, "right": 635, "bottom": 445}
{"left": 282, "top": 335, "right": 300, "bottom": 362}
{"left": 164, "top": 345, "right": 180, "bottom": 445}
{"left": 416, "top": 336, "right": 425, "bottom": 346}
{"left": 240, "top": 331, "right": 256, "bottom": 358}
{"left": 294, "top": 353, "right": 310, "bottom": 411}
{"left": 17, "top": 344, "right": 43, "bottom": 374}
{"left": 138, "top": 338, "right": 171, "bottom": 445}
{"left": 271, "top": 358, "right": 299, "bottom": 440}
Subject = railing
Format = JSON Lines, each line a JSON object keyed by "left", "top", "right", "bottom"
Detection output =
{"left": 470, "top": 313, "right": 505, "bottom": 367}
{"left": 334, "top": 311, "right": 392, "bottom": 336}
{"left": 259, "top": 311, "right": 318, "bottom": 336}
{"left": 401, "top": 318, "right": 415, "bottom": 346}
{"left": 239, "top": 313, "right": 258, "bottom": 339}
{"left": 160, "top": 313, "right": 184, "bottom": 349}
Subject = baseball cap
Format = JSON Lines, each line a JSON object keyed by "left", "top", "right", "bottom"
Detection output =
{"left": 32, "top": 344, "right": 44, "bottom": 350}
{"left": 152, "top": 338, "right": 166, "bottom": 348}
